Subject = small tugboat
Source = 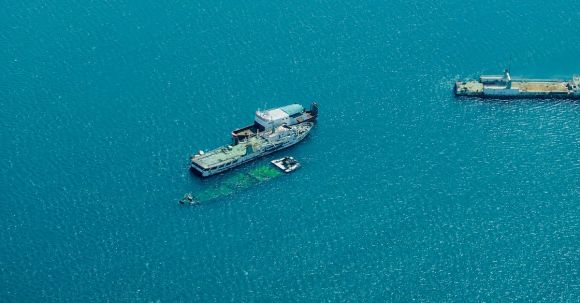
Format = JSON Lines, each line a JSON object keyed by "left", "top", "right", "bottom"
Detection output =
{"left": 271, "top": 156, "right": 301, "bottom": 173}
{"left": 179, "top": 193, "right": 199, "bottom": 206}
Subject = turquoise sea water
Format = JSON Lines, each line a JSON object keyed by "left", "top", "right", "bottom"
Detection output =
{"left": 1, "top": 1, "right": 579, "bottom": 301}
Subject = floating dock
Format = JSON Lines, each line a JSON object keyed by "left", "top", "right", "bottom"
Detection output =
{"left": 455, "top": 69, "right": 580, "bottom": 99}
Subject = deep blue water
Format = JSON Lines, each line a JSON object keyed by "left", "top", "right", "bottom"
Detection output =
{"left": 1, "top": 1, "right": 579, "bottom": 301}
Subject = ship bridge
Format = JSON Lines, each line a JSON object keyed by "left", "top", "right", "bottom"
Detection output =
{"left": 255, "top": 104, "right": 305, "bottom": 129}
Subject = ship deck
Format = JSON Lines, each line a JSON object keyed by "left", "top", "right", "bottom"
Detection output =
{"left": 234, "top": 127, "right": 256, "bottom": 137}
{"left": 460, "top": 81, "right": 484, "bottom": 91}
{"left": 455, "top": 81, "right": 483, "bottom": 95}
{"left": 192, "top": 140, "right": 255, "bottom": 169}
{"left": 233, "top": 111, "right": 316, "bottom": 138}
{"left": 511, "top": 81, "right": 568, "bottom": 92}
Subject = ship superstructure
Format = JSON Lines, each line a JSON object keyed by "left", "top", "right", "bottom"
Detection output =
{"left": 455, "top": 69, "right": 580, "bottom": 99}
{"left": 232, "top": 103, "right": 318, "bottom": 143}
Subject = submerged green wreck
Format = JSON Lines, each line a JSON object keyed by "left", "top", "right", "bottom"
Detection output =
{"left": 180, "top": 164, "right": 284, "bottom": 206}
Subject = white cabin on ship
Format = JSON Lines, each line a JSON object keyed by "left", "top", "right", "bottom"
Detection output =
{"left": 232, "top": 103, "right": 318, "bottom": 144}
{"left": 255, "top": 104, "right": 311, "bottom": 130}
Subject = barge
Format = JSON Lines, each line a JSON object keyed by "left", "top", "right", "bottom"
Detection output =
{"left": 455, "top": 69, "right": 580, "bottom": 99}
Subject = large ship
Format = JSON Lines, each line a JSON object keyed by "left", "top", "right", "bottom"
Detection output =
{"left": 191, "top": 122, "right": 313, "bottom": 177}
{"left": 190, "top": 103, "right": 317, "bottom": 177}
{"left": 455, "top": 69, "right": 580, "bottom": 99}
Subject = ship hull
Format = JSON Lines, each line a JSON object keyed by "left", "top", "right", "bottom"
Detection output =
{"left": 455, "top": 91, "right": 580, "bottom": 100}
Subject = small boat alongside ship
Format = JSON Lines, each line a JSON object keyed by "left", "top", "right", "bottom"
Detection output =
{"left": 190, "top": 103, "right": 317, "bottom": 177}
{"left": 455, "top": 69, "right": 580, "bottom": 99}
{"left": 271, "top": 156, "right": 301, "bottom": 173}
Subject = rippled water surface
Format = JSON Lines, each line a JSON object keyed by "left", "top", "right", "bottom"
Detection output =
{"left": 1, "top": 1, "right": 579, "bottom": 301}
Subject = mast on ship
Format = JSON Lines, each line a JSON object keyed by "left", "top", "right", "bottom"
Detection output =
{"left": 503, "top": 59, "right": 512, "bottom": 88}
